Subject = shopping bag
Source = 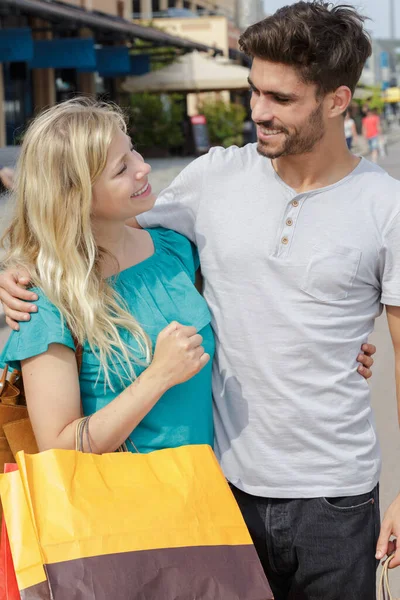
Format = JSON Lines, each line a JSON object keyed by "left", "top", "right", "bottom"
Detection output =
{"left": 0, "top": 464, "right": 20, "bottom": 600}
{"left": 378, "top": 553, "right": 395, "bottom": 600}
{"left": 0, "top": 445, "right": 273, "bottom": 600}
{"left": 0, "top": 365, "right": 31, "bottom": 477}
{"left": 0, "top": 341, "right": 82, "bottom": 474}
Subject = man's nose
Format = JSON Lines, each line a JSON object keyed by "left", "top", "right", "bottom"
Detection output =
{"left": 251, "top": 97, "right": 273, "bottom": 124}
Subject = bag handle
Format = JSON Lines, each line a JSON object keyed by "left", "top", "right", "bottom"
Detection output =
{"left": 378, "top": 553, "right": 395, "bottom": 600}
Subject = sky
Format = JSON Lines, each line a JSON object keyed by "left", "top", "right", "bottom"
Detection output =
{"left": 263, "top": 0, "right": 400, "bottom": 39}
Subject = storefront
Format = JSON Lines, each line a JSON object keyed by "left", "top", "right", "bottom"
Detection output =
{"left": 0, "top": 0, "right": 220, "bottom": 145}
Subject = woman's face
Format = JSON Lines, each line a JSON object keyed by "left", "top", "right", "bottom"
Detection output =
{"left": 92, "top": 128, "right": 156, "bottom": 223}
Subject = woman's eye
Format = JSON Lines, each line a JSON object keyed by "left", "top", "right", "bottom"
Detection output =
{"left": 117, "top": 164, "right": 127, "bottom": 176}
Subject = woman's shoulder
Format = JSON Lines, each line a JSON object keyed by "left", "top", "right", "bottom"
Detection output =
{"left": 146, "top": 227, "right": 199, "bottom": 281}
{"left": 0, "top": 287, "right": 75, "bottom": 370}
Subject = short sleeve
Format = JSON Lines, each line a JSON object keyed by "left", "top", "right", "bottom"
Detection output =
{"left": 149, "top": 227, "right": 199, "bottom": 283}
{"left": 0, "top": 288, "right": 75, "bottom": 370}
{"left": 380, "top": 212, "right": 400, "bottom": 306}
{"left": 137, "top": 153, "right": 209, "bottom": 243}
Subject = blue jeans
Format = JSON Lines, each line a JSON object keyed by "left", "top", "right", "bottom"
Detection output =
{"left": 231, "top": 484, "right": 380, "bottom": 600}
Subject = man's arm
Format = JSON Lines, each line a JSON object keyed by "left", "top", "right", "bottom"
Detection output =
{"left": 375, "top": 305, "right": 400, "bottom": 567}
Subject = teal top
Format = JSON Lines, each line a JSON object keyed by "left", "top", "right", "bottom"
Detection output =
{"left": 0, "top": 228, "right": 215, "bottom": 453}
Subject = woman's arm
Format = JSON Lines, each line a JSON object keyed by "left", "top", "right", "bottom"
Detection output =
{"left": 22, "top": 322, "right": 209, "bottom": 453}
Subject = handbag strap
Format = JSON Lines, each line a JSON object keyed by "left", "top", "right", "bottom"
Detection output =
{"left": 378, "top": 553, "right": 395, "bottom": 600}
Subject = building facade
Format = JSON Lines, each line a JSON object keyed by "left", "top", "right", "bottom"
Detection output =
{"left": 235, "top": 0, "right": 265, "bottom": 30}
{"left": 133, "top": 0, "right": 235, "bottom": 21}
{"left": 0, "top": 0, "right": 217, "bottom": 146}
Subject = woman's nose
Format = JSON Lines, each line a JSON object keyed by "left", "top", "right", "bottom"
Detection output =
{"left": 135, "top": 161, "right": 151, "bottom": 180}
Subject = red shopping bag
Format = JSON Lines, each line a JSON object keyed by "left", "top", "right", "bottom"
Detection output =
{"left": 0, "top": 464, "right": 20, "bottom": 600}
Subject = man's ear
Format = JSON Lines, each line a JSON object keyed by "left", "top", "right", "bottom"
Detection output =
{"left": 326, "top": 86, "right": 352, "bottom": 119}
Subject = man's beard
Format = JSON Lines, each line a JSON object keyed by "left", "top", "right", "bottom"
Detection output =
{"left": 256, "top": 102, "right": 325, "bottom": 160}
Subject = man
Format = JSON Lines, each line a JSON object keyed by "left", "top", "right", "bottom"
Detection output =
{"left": 0, "top": 2, "right": 397, "bottom": 598}
{"left": 363, "top": 107, "right": 382, "bottom": 163}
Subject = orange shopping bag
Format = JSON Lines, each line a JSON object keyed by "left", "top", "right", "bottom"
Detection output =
{"left": 0, "top": 445, "right": 273, "bottom": 600}
{"left": 0, "top": 464, "right": 20, "bottom": 600}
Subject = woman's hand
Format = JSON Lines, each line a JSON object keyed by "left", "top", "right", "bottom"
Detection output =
{"left": 0, "top": 267, "right": 37, "bottom": 330}
{"left": 149, "top": 321, "right": 210, "bottom": 390}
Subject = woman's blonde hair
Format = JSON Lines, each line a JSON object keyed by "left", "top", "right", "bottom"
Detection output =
{"left": 2, "top": 97, "right": 152, "bottom": 387}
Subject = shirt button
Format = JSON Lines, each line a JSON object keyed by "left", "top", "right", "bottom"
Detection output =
{"left": 292, "top": 200, "right": 299, "bottom": 207}
{"left": 286, "top": 218, "right": 293, "bottom": 226}
{"left": 281, "top": 236, "right": 289, "bottom": 245}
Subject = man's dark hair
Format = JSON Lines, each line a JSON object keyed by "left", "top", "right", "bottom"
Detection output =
{"left": 239, "top": 1, "right": 372, "bottom": 95}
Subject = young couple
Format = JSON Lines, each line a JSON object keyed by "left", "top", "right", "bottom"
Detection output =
{"left": 1, "top": 2, "right": 399, "bottom": 599}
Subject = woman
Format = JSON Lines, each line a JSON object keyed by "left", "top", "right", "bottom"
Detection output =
{"left": 0, "top": 98, "right": 214, "bottom": 453}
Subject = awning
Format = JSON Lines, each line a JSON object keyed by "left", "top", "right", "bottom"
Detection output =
{"left": 123, "top": 50, "right": 250, "bottom": 93}
{"left": 1, "top": 0, "right": 222, "bottom": 54}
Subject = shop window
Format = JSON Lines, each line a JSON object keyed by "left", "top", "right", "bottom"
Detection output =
{"left": 133, "top": 0, "right": 141, "bottom": 16}
{"left": 55, "top": 69, "right": 78, "bottom": 104}
{"left": 3, "top": 61, "right": 33, "bottom": 145}
{"left": 152, "top": 0, "right": 160, "bottom": 11}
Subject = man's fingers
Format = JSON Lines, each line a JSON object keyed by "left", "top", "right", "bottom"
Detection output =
{"left": 362, "top": 343, "right": 376, "bottom": 357}
{"left": 5, "top": 316, "right": 19, "bottom": 331}
{"left": 388, "top": 542, "right": 400, "bottom": 569}
{"left": 376, "top": 520, "right": 392, "bottom": 559}
{"left": 0, "top": 281, "right": 37, "bottom": 302}
{"left": 0, "top": 289, "right": 37, "bottom": 314}
{"left": 358, "top": 354, "right": 373, "bottom": 369}
{"left": 3, "top": 306, "right": 32, "bottom": 324}
{"left": 358, "top": 366, "right": 372, "bottom": 379}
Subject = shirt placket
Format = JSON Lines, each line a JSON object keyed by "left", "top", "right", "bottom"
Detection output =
{"left": 276, "top": 194, "right": 307, "bottom": 258}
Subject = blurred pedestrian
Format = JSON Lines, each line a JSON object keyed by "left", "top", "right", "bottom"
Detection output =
{"left": 362, "top": 108, "right": 381, "bottom": 162}
{"left": 344, "top": 110, "right": 358, "bottom": 149}
{"left": 0, "top": 166, "right": 14, "bottom": 190}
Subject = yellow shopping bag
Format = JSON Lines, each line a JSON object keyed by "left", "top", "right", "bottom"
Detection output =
{"left": 0, "top": 445, "right": 272, "bottom": 600}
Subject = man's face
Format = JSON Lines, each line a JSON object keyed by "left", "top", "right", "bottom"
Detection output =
{"left": 249, "top": 58, "right": 326, "bottom": 159}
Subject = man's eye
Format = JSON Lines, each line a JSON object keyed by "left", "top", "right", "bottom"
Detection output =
{"left": 275, "top": 97, "right": 290, "bottom": 104}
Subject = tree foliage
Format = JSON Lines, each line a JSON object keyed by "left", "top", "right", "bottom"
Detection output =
{"left": 199, "top": 98, "right": 246, "bottom": 147}
{"left": 128, "top": 93, "right": 185, "bottom": 151}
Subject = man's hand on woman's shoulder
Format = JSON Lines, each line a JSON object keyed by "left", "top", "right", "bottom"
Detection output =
{"left": 0, "top": 267, "right": 37, "bottom": 330}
